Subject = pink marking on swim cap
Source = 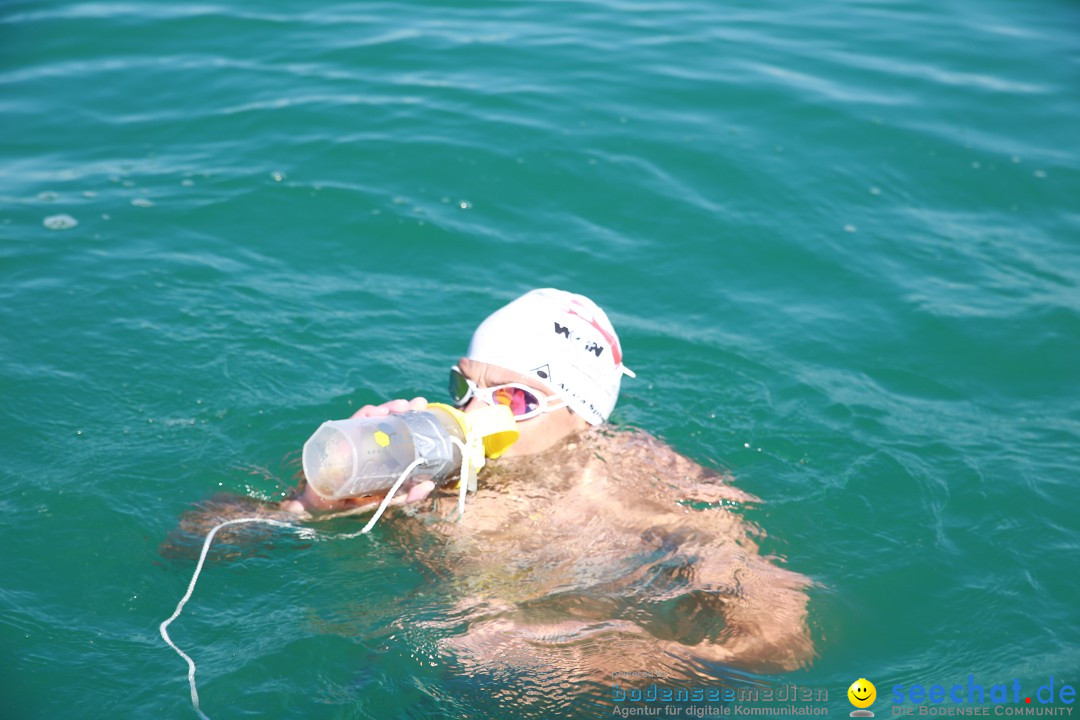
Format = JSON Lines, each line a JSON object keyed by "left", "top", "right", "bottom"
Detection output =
{"left": 564, "top": 300, "right": 623, "bottom": 365}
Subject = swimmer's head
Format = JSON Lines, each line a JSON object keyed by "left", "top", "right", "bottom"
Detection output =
{"left": 464, "top": 289, "right": 634, "bottom": 426}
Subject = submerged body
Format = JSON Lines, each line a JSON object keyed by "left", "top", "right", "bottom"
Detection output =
{"left": 166, "top": 425, "right": 814, "bottom": 679}
{"left": 398, "top": 425, "right": 814, "bottom": 679}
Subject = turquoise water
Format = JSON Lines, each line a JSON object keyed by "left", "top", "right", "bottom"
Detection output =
{"left": 2, "top": 0, "right": 1078, "bottom": 717}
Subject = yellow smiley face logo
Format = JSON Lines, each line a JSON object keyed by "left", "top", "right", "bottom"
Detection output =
{"left": 848, "top": 679, "right": 876, "bottom": 708}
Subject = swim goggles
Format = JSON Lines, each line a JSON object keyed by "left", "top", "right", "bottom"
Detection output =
{"left": 449, "top": 366, "right": 565, "bottom": 421}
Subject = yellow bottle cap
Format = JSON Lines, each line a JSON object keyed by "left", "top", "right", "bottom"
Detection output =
{"left": 428, "top": 403, "right": 519, "bottom": 458}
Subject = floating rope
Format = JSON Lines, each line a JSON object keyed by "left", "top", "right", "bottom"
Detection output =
{"left": 161, "top": 466, "right": 407, "bottom": 716}
{"left": 160, "top": 451, "right": 485, "bottom": 719}
{"left": 159, "top": 516, "right": 297, "bottom": 720}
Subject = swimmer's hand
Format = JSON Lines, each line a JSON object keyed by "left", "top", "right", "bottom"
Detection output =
{"left": 280, "top": 397, "right": 434, "bottom": 517}
{"left": 280, "top": 480, "right": 436, "bottom": 518}
{"left": 351, "top": 396, "right": 428, "bottom": 417}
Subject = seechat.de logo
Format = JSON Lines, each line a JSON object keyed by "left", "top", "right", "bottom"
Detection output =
{"left": 891, "top": 675, "right": 1076, "bottom": 709}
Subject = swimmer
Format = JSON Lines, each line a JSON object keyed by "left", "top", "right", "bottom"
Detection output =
{"left": 280, "top": 288, "right": 611, "bottom": 516}
{"left": 280, "top": 288, "right": 815, "bottom": 677}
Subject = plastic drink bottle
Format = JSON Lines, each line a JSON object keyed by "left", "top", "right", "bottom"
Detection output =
{"left": 302, "top": 403, "right": 518, "bottom": 500}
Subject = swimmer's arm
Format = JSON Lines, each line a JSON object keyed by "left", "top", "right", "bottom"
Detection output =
{"left": 618, "top": 429, "right": 760, "bottom": 505}
{"left": 281, "top": 479, "right": 435, "bottom": 517}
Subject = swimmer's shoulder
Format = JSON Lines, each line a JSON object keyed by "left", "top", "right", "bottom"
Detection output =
{"left": 576, "top": 424, "right": 760, "bottom": 505}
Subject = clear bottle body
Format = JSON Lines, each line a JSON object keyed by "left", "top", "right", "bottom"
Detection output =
{"left": 302, "top": 407, "right": 465, "bottom": 500}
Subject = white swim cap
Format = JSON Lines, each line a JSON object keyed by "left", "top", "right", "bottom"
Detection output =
{"left": 465, "top": 288, "right": 634, "bottom": 425}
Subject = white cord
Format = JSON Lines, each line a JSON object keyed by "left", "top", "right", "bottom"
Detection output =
{"left": 159, "top": 516, "right": 297, "bottom": 720}
{"left": 359, "top": 458, "right": 424, "bottom": 534}
{"left": 449, "top": 436, "right": 471, "bottom": 518}
{"left": 161, "top": 455, "right": 453, "bottom": 718}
